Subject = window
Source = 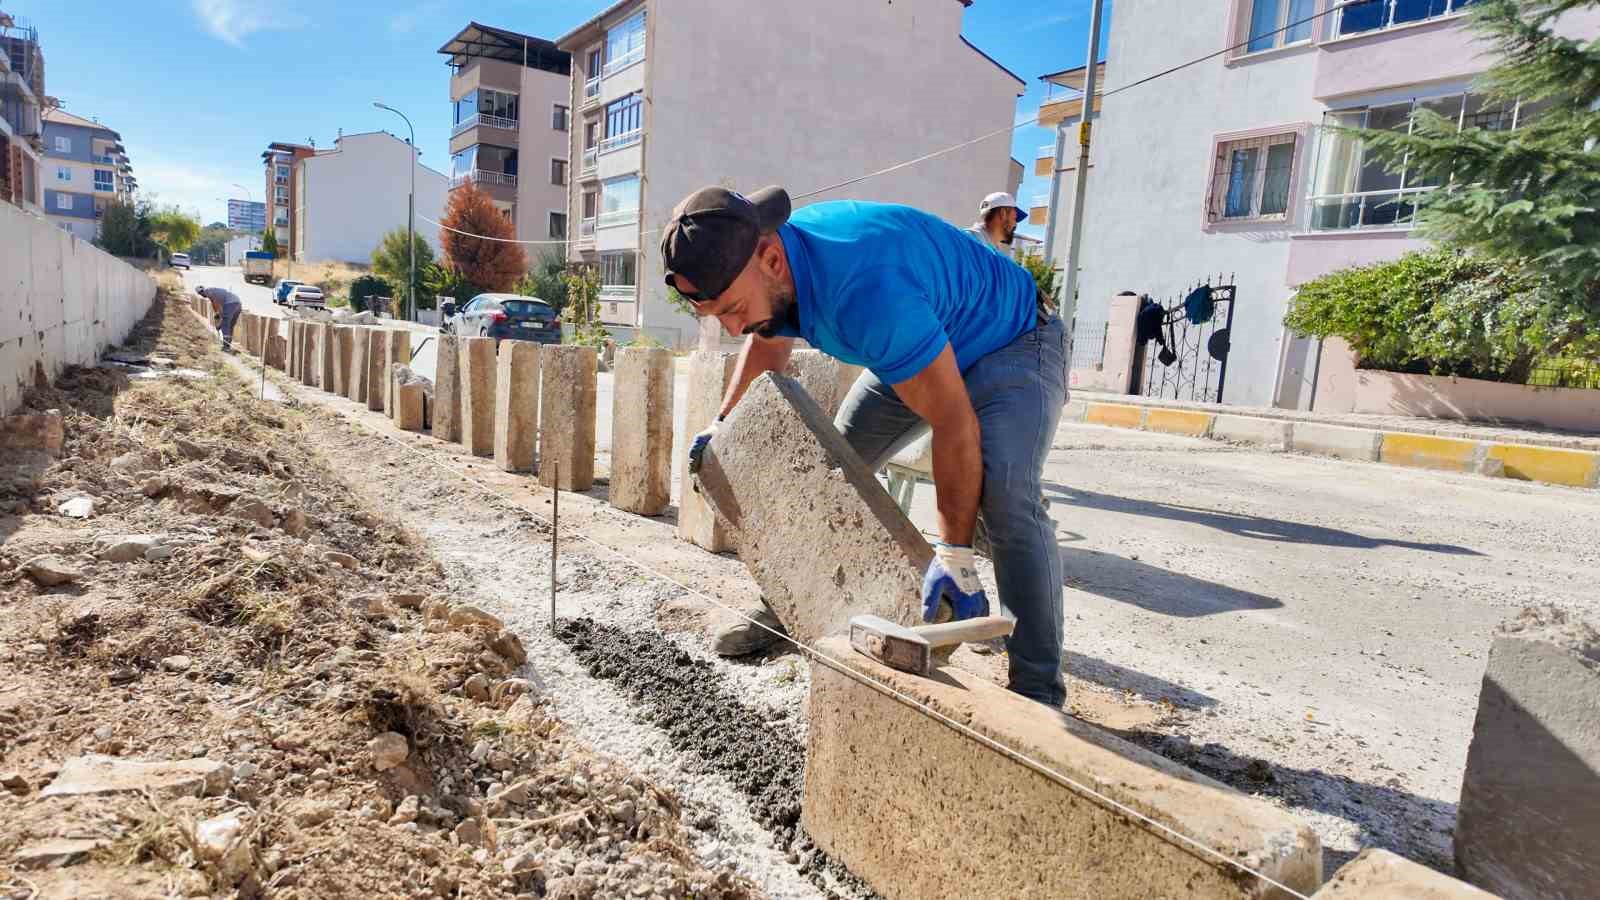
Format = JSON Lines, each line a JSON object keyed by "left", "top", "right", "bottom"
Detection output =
{"left": 1337, "top": 0, "right": 1478, "bottom": 38}
{"left": 552, "top": 105, "right": 570, "bottom": 132}
{"left": 600, "top": 251, "right": 637, "bottom": 293}
{"left": 551, "top": 158, "right": 568, "bottom": 186}
{"left": 598, "top": 174, "right": 640, "bottom": 227}
{"left": 587, "top": 47, "right": 604, "bottom": 77}
{"left": 1207, "top": 133, "right": 1297, "bottom": 222}
{"left": 582, "top": 191, "right": 599, "bottom": 219}
{"left": 55, "top": 192, "right": 73, "bottom": 210}
{"left": 583, "top": 119, "right": 600, "bottom": 150}
{"left": 602, "top": 93, "right": 643, "bottom": 152}
{"left": 604, "top": 11, "right": 646, "bottom": 75}
{"left": 1244, "top": 0, "right": 1316, "bottom": 52}
{"left": 56, "top": 166, "right": 70, "bottom": 182}
{"left": 93, "top": 169, "right": 113, "bottom": 191}
{"left": 276, "top": 185, "right": 288, "bottom": 202}
{"left": 549, "top": 212, "right": 568, "bottom": 240}
{"left": 1307, "top": 90, "right": 1520, "bottom": 230}
{"left": 53, "top": 135, "right": 70, "bottom": 153}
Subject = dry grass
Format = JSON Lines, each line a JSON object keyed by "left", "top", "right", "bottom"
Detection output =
{"left": 270, "top": 259, "right": 369, "bottom": 305}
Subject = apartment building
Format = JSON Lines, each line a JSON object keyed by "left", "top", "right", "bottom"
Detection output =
{"left": 557, "top": 0, "right": 1026, "bottom": 346}
{"left": 261, "top": 141, "right": 315, "bottom": 252}
{"left": 1042, "top": 0, "right": 1600, "bottom": 409}
{"left": 0, "top": 12, "right": 43, "bottom": 212}
{"left": 227, "top": 198, "right": 266, "bottom": 234}
{"left": 437, "top": 23, "right": 572, "bottom": 256}
{"left": 292, "top": 130, "right": 448, "bottom": 264}
{"left": 41, "top": 108, "right": 135, "bottom": 240}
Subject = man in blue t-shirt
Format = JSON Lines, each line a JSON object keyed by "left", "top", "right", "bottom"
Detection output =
{"left": 664, "top": 185, "right": 1068, "bottom": 707}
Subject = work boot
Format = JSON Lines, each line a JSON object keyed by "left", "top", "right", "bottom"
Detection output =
{"left": 711, "top": 600, "right": 788, "bottom": 657}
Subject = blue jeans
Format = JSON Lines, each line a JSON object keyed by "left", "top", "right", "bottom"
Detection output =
{"left": 834, "top": 316, "right": 1069, "bottom": 706}
{"left": 219, "top": 304, "right": 241, "bottom": 349}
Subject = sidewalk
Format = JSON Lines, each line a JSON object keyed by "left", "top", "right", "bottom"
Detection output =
{"left": 1066, "top": 390, "right": 1600, "bottom": 489}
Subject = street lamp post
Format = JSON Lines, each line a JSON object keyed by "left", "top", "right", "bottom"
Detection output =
{"left": 374, "top": 101, "right": 417, "bottom": 322}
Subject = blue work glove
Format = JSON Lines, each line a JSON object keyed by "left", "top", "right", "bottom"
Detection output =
{"left": 921, "top": 543, "right": 990, "bottom": 623}
{"left": 686, "top": 421, "right": 719, "bottom": 476}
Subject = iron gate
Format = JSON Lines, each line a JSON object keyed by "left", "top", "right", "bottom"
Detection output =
{"left": 1133, "top": 277, "right": 1236, "bottom": 404}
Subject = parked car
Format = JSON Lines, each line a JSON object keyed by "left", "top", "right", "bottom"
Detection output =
{"left": 273, "top": 279, "right": 304, "bottom": 305}
{"left": 170, "top": 252, "right": 191, "bottom": 270}
{"left": 286, "top": 284, "right": 326, "bottom": 310}
{"left": 443, "top": 293, "right": 561, "bottom": 345}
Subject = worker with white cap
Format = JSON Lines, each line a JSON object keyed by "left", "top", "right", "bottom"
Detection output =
{"left": 967, "top": 191, "right": 1028, "bottom": 252}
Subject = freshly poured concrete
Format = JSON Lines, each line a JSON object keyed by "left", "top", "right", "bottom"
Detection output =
{"left": 697, "top": 373, "right": 931, "bottom": 644}
{"left": 493, "top": 339, "right": 539, "bottom": 472}
{"left": 539, "top": 345, "right": 597, "bottom": 491}
{"left": 804, "top": 634, "right": 1322, "bottom": 900}
{"left": 610, "top": 347, "right": 674, "bottom": 515}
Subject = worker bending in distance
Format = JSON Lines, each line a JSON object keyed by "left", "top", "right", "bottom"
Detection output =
{"left": 196, "top": 285, "right": 243, "bottom": 352}
{"left": 667, "top": 186, "right": 1068, "bottom": 707}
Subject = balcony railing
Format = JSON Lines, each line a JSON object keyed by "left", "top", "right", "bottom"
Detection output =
{"left": 576, "top": 217, "right": 597, "bottom": 247}
{"left": 91, "top": 153, "right": 116, "bottom": 165}
{"left": 596, "top": 208, "right": 638, "bottom": 228}
{"left": 582, "top": 77, "right": 601, "bottom": 107}
{"left": 600, "top": 284, "right": 637, "bottom": 299}
{"left": 1036, "top": 144, "right": 1054, "bottom": 159}
{"left": 581, "top": 146, "right": 597, "bottom": 173}
{"left": 450, "top": 169, "right": 518, "bottom": 189}
{"left": 598, "top": 130, "right": 641, "bottom": 155}
{"left": 602, "top": 46, "right": 644, "bottom": 78}
{"left": 451, "top": 113, "right": 518, "bottom": 137}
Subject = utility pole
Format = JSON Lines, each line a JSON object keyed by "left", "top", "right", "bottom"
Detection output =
{"left": 375, "top": 102, "right": 417, "bottom": 322}
{"left": 1059, "top": 0, "right": 1105, "bottom": 334}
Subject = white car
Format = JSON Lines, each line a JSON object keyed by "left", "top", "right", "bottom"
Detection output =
{"left": 170, "top": 252, "right": 190, "bottom": 270}
{"left": 286, "top": 284, "right": 326, "bottom": 310}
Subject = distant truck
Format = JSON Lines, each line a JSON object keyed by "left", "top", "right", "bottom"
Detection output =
{"left": 243, "top": 251, "right": 274, "bottom": 285}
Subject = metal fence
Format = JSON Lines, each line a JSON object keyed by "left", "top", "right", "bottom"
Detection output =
{"left": 1526, "top": 358, "right": 1600, "bottom": 391}
{"left": 1068, "top": 320, "right": 1109, "bottom": 370}
{"left": 1134, "top": 276, "right": 1237, "bottom": 404}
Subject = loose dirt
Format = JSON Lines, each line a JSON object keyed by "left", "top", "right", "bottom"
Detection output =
{"left": 0, "top": 284, "right": 756, "bottom": 899}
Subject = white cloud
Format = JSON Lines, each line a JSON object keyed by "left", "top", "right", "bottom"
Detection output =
{"left": 390, "top": 1, "right": 444, "bottom": 34}
{"left": 136, "top": 157, "right": 257, "bottom": 225}
{"left": 193, "top": 0, "right": 305, "bottom": 47}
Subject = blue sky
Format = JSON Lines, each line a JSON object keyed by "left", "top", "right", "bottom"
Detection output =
{"left": 19, "top": 1, "right": 1105, "bottom": 238}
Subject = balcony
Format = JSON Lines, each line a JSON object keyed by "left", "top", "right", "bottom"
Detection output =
{"left": 577, "top": 216, "right": 596, "bottom": 249}
{"left": 596, "top": 207, "right": 638, "bottom": 229}
{"left": 582, "top": 76, "right": 601, "bottom": 109}
{"left": 581, "top": 146, "right": 597, "bottom": 174}
{"left": 450, "top": 169, "right": 518, "bottom": 189}
{"left": 600, "top": 283, "right": 637, "bottom": 300}
{"left": 91, "top": 153, "right": 116, "bottom": 165}
{"left": 598, "top": 130, "right": 640, "bottom": 155}
{"left": 602, "top": 46, "right": 644, "bottom": 79}
{"left": 451, "top": 112, "right": 518, "bottom": 138}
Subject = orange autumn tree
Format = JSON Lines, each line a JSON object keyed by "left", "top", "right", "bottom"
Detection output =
{"left": 440, "top": 182, "right": 526, "bottom": 292}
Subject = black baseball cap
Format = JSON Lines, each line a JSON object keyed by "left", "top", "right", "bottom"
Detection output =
{"left": 660, "top": 185, "right": 791, "bottom": 301}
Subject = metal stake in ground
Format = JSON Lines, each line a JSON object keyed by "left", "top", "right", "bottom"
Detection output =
{"left": 550, "top": 461, "right": 558, "bottom": 634}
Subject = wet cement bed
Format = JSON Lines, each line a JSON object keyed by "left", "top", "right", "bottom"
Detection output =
{"left": 556, "top": 617, "right": 879, "bottom": 900}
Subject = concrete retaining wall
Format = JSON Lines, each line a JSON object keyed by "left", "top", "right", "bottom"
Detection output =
{"left": 0, "top": 201, "right": 157, "bottom": 415}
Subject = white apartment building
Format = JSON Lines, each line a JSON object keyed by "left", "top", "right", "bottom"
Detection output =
{"left": 558, "top": 0, "right": 1027, "bottom": 347}
{"left": 1041, "top": 0, "right": 1600, "bottom": 410}
{"left": 438, "top": 23, "right": 573, "bottom": 259}
{"left": 292, "top": 131, "right": 447, "bottom": 264}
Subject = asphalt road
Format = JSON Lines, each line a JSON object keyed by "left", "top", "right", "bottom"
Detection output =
{"left": 900, "top": 421, "right": 1599, "bottom": 864}
{"left": 180, "top": 265, "right": 690, "bottom": 455}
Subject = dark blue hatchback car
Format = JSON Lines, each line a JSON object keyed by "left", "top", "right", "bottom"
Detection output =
{"left": 443, "top": 293, "right": 562, "bottom": 345}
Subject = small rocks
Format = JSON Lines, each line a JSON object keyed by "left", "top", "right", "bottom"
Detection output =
{"left": 389, "top": 794, "right": 421, "bottom": 825}
{"left": 234, "top": 761, "right": 259, "bottom": 780}
{"left": 348, "top": 594, "right": 393, "bottom": 619}
{"left": 145, "top": 543, "right": 174, "bottom": 561}
{"left": 160, "top": 654, "right": 192, "bottom": 672}
{"left": 282, "top": 508, "right": 308, "bottom": 537}
{"left": 139, "top": 475, "right": 168, "bottom": 498}
{"left": 98, "top": 534, "right": 165, "bottom": 563}
{"left": 493, "top": 678, "right": 534, "bottom": 703}
{"left": 1, "top": 770, "right": 29, "bottom": 795}
{"left": 322, "top": 550, "right": 359, "bottom": 570}
{"left": 58, "top": 496, "right": 95, "bottom": 518}
{"left": 454, "top": 818, "right": 483, "bottom": 847}
{"left": 288, "top": 798, "right": 336, "bottom": 827}
{"left": 388, "top": 592, "right": 426, "bottom": 610}
{"left": 194, "top": 810, "right": 253, "bottom": 883}
{"left": 369, "top": 731, "right": 409, "bottom": 772}
{"left": 448, "top": 605, "right": 505, "bottom": 632}
{"left": 489, "top": 629, "right": 527, "bottom": 665}
{"left": 14, "top": 837, "right": 107, "bottom": 870}
{"left": 231, "top": 496, "right": 277, "bottom": 528}
{"left": 463, "top": 673, "right": 491, "bottom": 701}
{"left": 503, "top": 850, "right": 540, "bottom": 874}
{"left": 109, "top": 451, "right": 151, "bottom": 474}
{"left": 23, "top": 554, "right": 82, "bottom": 587}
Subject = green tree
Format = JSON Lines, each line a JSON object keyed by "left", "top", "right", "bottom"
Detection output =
{"left": 422, "top": 263, "right": 481, "bottom": 311}
{"left": 1355, "top": 0, "right": 1600, "bottom": 291}
{"left": 147, "top": 207, "right": 200, "bottom": 259}
{"left": 261, "top": 227, "right": 279, "bottom": 257}
{"left": 371, "top": 227, "right": 436, "bottom": 312}
{"left": 514, "top": 245, "right": 569, "bottom": 312}
{"left": 348, "top": 274, "right": 393, "bottom": 313}
{"left": 560, "top": 264, "right": 608, "bottom": 347}
{"left": 188, "top": 223, "right": 235, "bottom": 265}
{"left": 96, "top": 200, "right": 154, "bottom": 258}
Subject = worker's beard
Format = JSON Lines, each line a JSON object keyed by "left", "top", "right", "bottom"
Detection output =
{"left": 1000, "top": 222, "right": 1017, "bottom": 244}
{"left": 745, "top": 283, "right": 796, "bottom": 339}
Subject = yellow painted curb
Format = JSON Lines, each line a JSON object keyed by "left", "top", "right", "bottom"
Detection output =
{"left": 1145, "top": 409, "right": 1215, "bottom": 437}
{"left": 1379, "top": 433, "right": 1477, "bottom": 472}
{"left": 1084, "top": 403, "right": 1145, "bottom": 429}
{"left": 1486, "top": 444, "right": 1600, "bottom": 488}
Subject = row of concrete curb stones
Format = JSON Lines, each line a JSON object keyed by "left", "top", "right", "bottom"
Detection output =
{"left": 188, "top": 300, "right": 1569, "bottom": 899}
{"left": 1070, "top": 398, "right": 1600, "bottom": 489}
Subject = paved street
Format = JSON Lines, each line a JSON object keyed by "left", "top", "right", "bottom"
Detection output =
{"left": 901, "top": 421, "right": 1599, "bottom": 862}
